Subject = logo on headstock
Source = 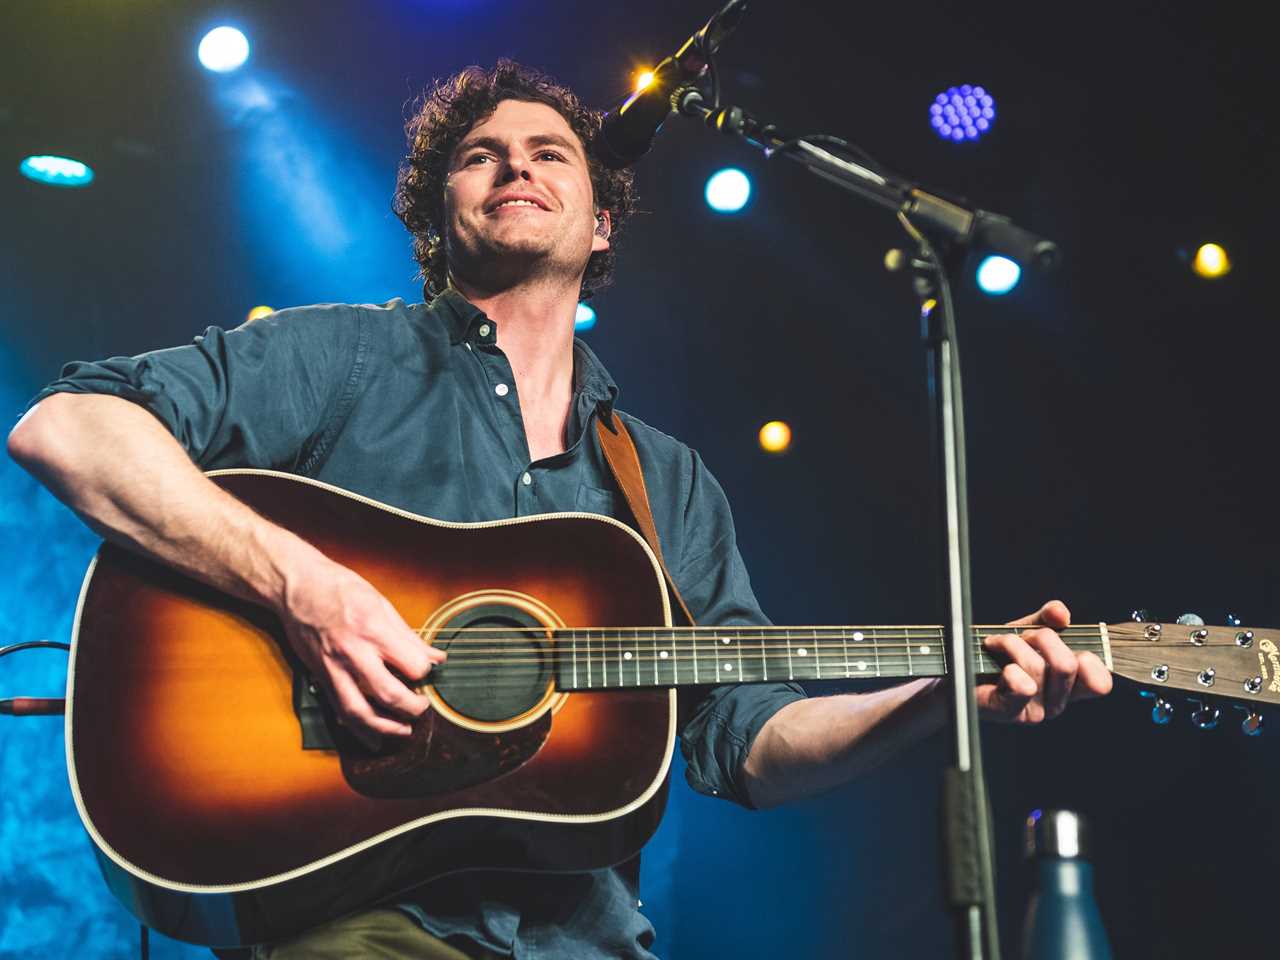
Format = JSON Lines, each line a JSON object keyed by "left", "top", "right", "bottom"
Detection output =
{"left": 1259, "top": 638, "right": 1280, "bottom": 694}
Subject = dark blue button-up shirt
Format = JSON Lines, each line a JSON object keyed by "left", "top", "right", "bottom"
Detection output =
{"left": 33, "top": 289, "right": 806, "bottom": 959}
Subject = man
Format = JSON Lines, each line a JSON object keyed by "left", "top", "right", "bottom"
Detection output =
{"left": 7, "top": 61, "right": 1110, "bottom": 958}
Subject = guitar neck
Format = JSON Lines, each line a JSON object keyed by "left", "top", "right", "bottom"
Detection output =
{"left": 551, "top": 625, "right": 1110, "bottom": 691}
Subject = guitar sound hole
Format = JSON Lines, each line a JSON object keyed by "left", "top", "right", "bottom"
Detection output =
{"left": 431, "top": 603, "right": 551, "bottom": 722}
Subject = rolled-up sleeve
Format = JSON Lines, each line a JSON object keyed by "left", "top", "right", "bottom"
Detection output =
{"left": 674, "top": 450, "right": 805, "bottom": 809}
{"left": 26, "top": 304, "right": 367, "bottom": 472}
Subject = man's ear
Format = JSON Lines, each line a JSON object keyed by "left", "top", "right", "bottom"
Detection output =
{"left": 592, "top": 209, "right": 612, "bottom": 250}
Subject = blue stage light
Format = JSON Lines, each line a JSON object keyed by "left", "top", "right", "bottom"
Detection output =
{"left": 19, "top": 155, "right": 95, "bottom": 187}
{"left": 705, "top": 168, "right": 751, "bottom": 213}
{"left": 575, "top": 303, "right": 597, "bottom": 330}
{"left": 930, "top": 85, "right": 995, "bottom": 142}
{"left": 976, "top": 255, "right": 1021, "bottom": 295}
{"left": 198, "top": 26, "right": 250, "bottom": 73}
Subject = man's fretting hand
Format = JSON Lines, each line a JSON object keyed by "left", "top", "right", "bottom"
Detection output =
{"left": 977, "top": 600, "right": 1112, "bottom": 723}
{"left": 280, "top": 559, "right": 445, "bottom": 750}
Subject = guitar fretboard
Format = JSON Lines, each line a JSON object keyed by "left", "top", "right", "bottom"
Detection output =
{"left": 551, "top": 626, "right": 1108, "bottom": 690}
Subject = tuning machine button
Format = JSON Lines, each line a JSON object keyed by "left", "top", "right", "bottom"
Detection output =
{"left": 1236, "top": 631, "right": 1255, "bottom": 649}
{"left": 1188, "top": 698, "right": 1220, "bottom": 730}
{"left": 1234, "top": 706, "right": 1264, "bottom": 737}
{"left": 1140, "top": 690, "right": 1173, "bottom": 724}
{"left": 1245, "top": 676, "right": 1263, "bottom": 695}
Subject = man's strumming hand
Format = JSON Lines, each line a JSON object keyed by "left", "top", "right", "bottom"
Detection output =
{"left": 278, "top": 558, "right": 445, "bottom": 750}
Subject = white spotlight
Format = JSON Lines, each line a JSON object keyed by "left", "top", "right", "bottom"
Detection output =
{"left": 198, "top": 26, "right": 250, "bottom": 73}
{"left": 705, "top": 168, "right": 751, "bottom": 213}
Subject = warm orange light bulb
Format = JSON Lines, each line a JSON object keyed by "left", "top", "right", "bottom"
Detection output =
{"left": 634, "top": 70, "right": 655, "bottom": 93}
{"left": 245, "top": 305, "right": 274, "bottom": 323}
{"left": 758, "top": 420, "right": 792, "bottom": 454}
{"left": 1192, "top": 243, "right": 1231, "bottom": 279}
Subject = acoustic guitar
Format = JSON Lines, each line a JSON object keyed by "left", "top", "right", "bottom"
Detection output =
{"left": 63, "top": 470, "right": 1277, "bottom": 946}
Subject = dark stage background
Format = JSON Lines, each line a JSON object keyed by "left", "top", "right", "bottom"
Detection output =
{"left": 1, "top": 1, "right": 1274, "bottom": 957}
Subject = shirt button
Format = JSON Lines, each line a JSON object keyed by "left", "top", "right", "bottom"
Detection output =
{"left": 478, "top": 323, "right": 491, "bottom": 337}
{"left": 521, "top": 472, "right": 532, "bottom": 486}
{"left": 495, "top": 383, "right": 509, "bottom": 397}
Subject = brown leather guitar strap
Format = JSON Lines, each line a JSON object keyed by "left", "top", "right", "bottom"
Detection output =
{"left": 594, "top": 411, "right": 697, "bottom": 627}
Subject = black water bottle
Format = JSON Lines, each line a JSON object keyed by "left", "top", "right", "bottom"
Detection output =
{"left": 1021, "top": 809, "right": 1113, "bottom": 960}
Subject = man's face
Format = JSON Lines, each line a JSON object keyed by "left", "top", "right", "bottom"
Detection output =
{"left": 443, "top": 99, "right": 609, "bottom": 292}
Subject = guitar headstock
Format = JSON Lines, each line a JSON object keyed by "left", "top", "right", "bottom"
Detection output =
{"left": 1108, "top": 619, "right": 1280, "bottom": 732}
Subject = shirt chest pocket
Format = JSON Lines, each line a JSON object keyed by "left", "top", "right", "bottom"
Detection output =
{"left": 574, "top": 483, "right": 621, "bottom": 519}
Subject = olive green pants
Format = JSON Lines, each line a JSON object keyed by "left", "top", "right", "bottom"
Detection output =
{"left": 249, "top": 909, "right": 507, "bottom": 959}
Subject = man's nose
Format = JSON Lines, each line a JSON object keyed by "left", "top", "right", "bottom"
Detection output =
{"left": 500, "top": 154, "right": 533, "bottom": 182}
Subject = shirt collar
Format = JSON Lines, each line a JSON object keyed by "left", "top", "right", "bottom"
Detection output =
{"left": 432, "top": 287, "right": 488, "bottom": 345}
{"left": 572, "top": 337, "right": 619, "bottom": 419}
{"left": 431, "top": 288, "right": 618, "bottom": 417}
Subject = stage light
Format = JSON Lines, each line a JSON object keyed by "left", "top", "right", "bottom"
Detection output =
{"left": 575, "top": 302, "right": 597, "bottom": 331}
{"left": 198, "top": 26, "right": 250, "bottom": 73}
{"left": 976, "top": 255, "right": 1021, "bottom": 295}
{"left": 930, "top": 85, "right": 996, "bottom": 142}
{"left": 705, "top": 168, "right": 751, "bottom": 213}
{"left": 758, "top": 420, "right": 792, "bottom": 454}
{"left": 634, "top": 70, "right": 655, "bottom": 93}
{"left": 19, "top": 155, "right": 94, "bottom": 188}
{"left": 245, "top": 305, "right": 274, "bottom": 323}
{"left": 1192, "top": 243, "right": 1231, "bottom": 278}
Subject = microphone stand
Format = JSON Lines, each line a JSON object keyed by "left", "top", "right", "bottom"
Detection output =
{"left": 672, "top": 86, "right": 1059, "bottom": 960}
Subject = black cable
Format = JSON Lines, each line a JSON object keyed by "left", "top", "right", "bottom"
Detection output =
{"left": 0, "top": 640, "right": 71, "bottom": 658}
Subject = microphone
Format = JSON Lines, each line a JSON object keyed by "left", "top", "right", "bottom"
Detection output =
{"left": 594, "top": 0, "right": 749, "bottom": 169}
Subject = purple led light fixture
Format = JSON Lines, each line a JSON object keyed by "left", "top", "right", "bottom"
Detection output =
{"left": 929, "top": 85, "right": 996, "bottom": 142}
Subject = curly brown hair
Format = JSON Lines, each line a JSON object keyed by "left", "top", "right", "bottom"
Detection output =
{"left": 393, "top": 60, "right": 637, "bottom": 302}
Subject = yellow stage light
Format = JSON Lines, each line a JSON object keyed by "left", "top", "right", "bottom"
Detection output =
{"left": 758, "top": 420, "right": 792, "bottom": 454}
{"left": 245, "top": 305, "right": 275, "bottom": 323}
{"left": 1192, "top": 243, "right": 1231, "bottom": 279}
{"left": 634, "top": 70, "right": 655, "bottom": 93}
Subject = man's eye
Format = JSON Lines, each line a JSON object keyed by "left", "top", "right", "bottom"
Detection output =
{"left": 537, "top": 151, "right": 565, "bottom": 161}
{"left": 465, "top": 155, "right": 491, "bottom": 165}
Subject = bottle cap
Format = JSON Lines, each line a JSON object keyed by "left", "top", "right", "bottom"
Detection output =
{"left": 1024, "top": 809, "right": 1089, "bottom": 859}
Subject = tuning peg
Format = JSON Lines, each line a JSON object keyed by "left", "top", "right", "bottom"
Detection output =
{"left": 1234, "top": 706, "right": 1264, "bottom": 737}
{"left": 1226, "top": 613, "right": 1243, "bottom": 627}
{"left": 1176, "top": 613, "right": 1205, "bottom": 626}
{"left": 1130, "top": 609, "right": 1154, "bottom": 623}
{"left": 1188, "top": 698, "right": 1220, "bottom": 730}
{"left": 1139, "top": 690, "right": 1174, "bottom": 725}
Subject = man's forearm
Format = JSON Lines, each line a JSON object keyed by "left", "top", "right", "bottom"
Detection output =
{"left": 7, "top": 392, "right": 321, "bottom": 610}
{"left": 742, "top": 678, "right": 945, "bottom": 809}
